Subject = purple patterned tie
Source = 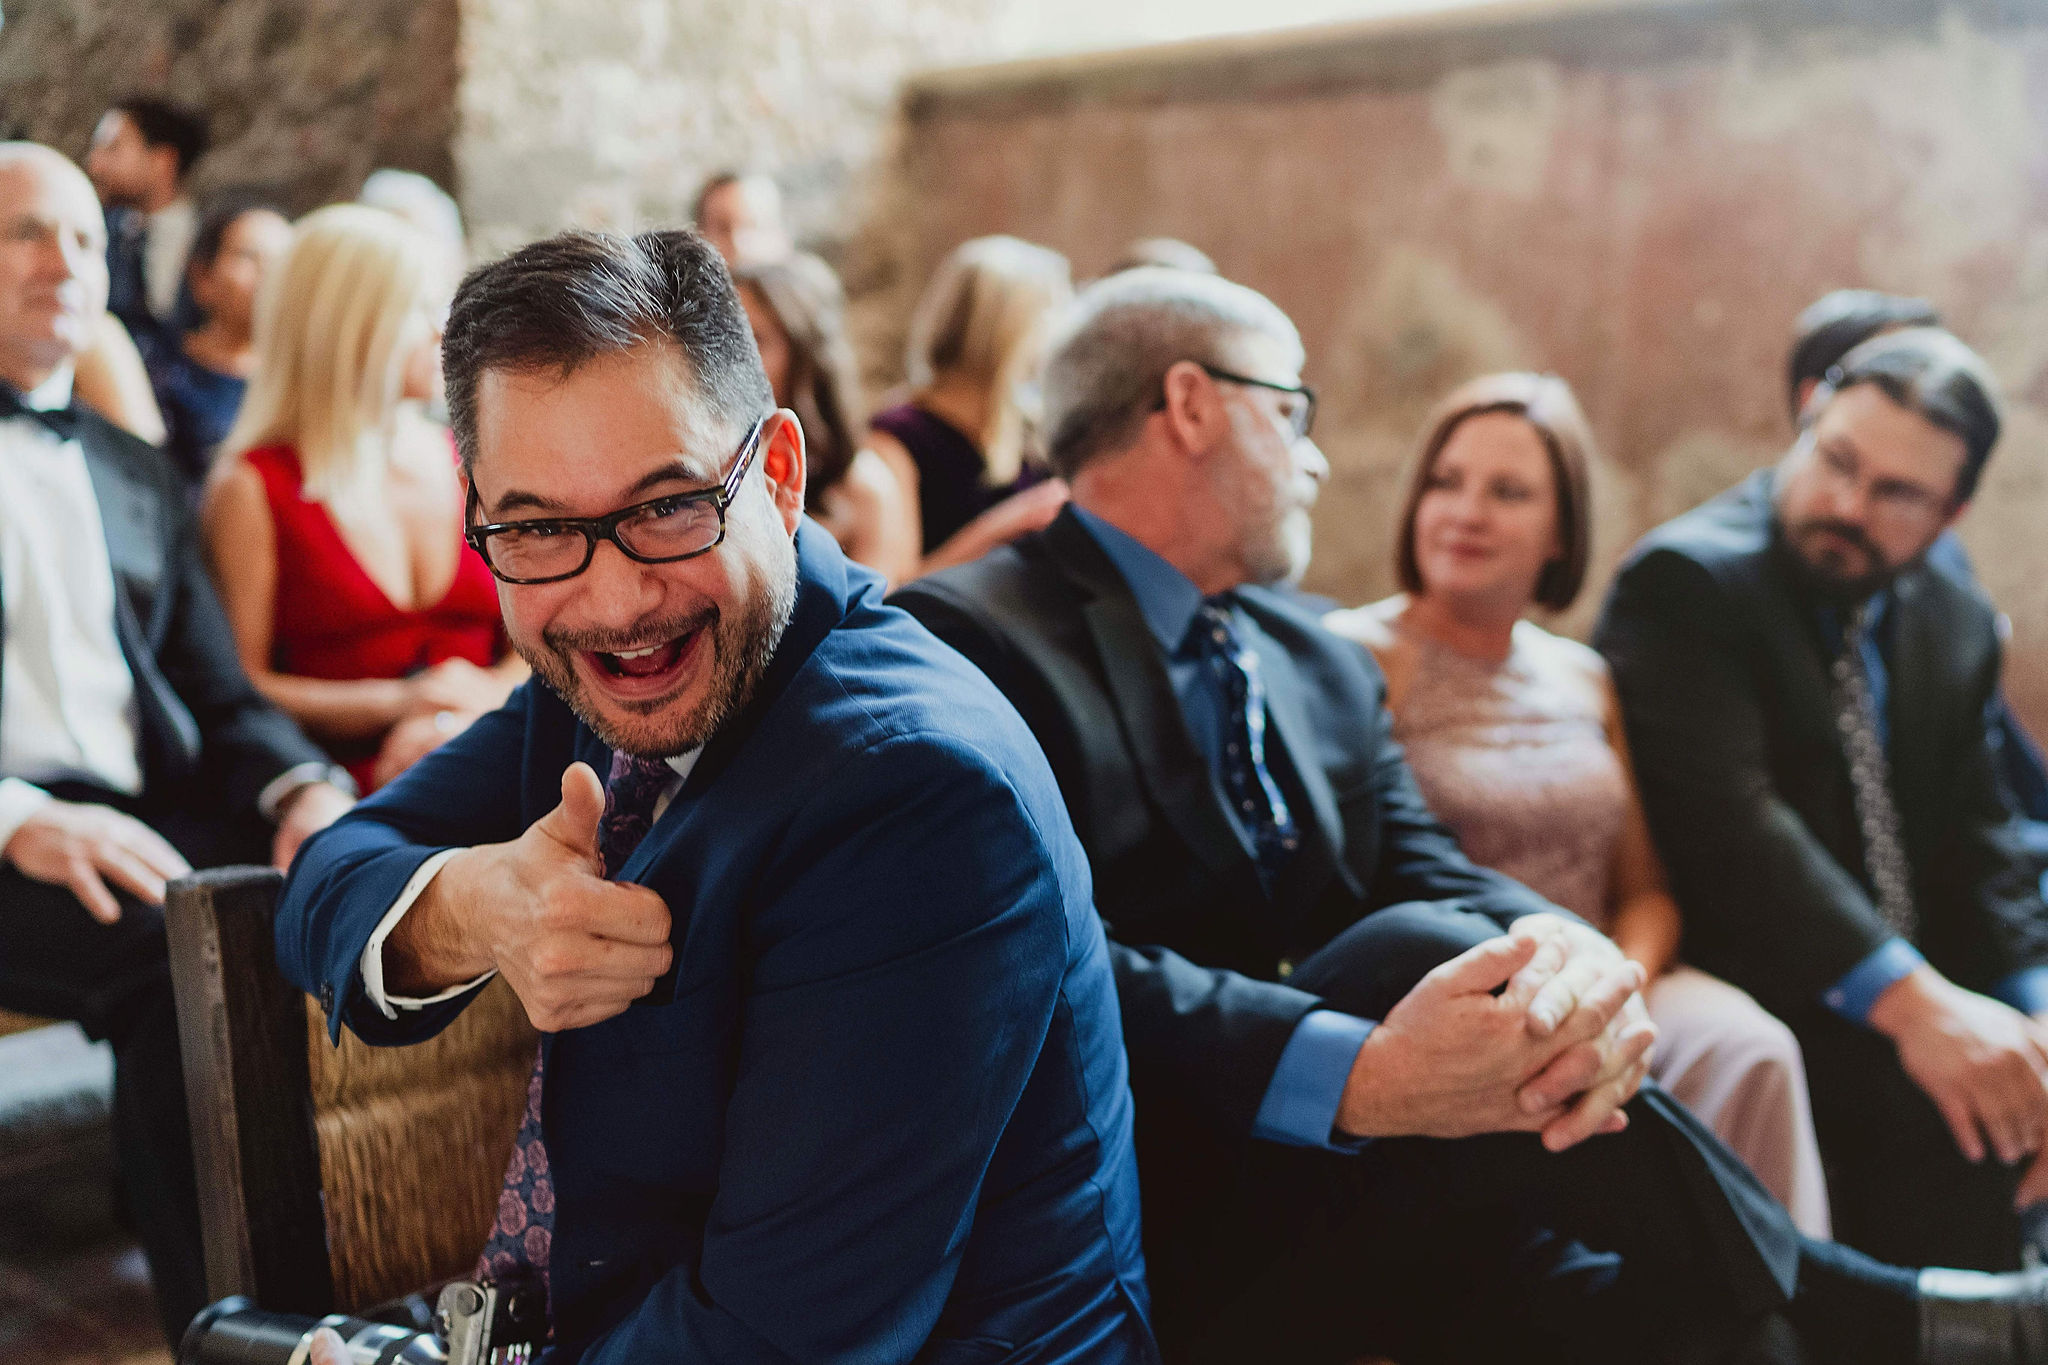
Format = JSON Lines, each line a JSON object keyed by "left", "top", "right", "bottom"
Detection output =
{"left": 478, "top": 751, "right": 679, "bottom": 1290}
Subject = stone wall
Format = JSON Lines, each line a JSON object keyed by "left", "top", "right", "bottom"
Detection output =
{"left": 453, "top": 0, "right": 1017, "bottom": 261}
{"left": 0, "top": 0, "right": 459, "bottom": 211}
{"left": 859, "top": 0, "right": 2048, "bottom": 736}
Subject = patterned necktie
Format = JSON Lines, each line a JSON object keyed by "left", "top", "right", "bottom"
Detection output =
{"left": 478, "top": 750, "right": 678, "bottom": 1293}
{"left": 1188, "top": 600, "right": 1300, "bottom": 887}
{"left": 1830, "top": 602, "right": 1918, "bottom": 940}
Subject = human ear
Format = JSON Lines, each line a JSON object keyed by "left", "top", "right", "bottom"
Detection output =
{"left": 759, "top": 409, "right": 808, "bottom": 533}
{"left": 1159, "top": 360, "right": 1221, "bottom": 461}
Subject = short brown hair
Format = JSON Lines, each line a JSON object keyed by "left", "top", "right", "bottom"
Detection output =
{"left": 1394, "top": 372, "right": 1596, "bottom": 612}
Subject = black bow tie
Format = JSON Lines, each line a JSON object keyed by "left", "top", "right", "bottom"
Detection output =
{"left": 0, "top": 386, "right": 83, "bottom": 441}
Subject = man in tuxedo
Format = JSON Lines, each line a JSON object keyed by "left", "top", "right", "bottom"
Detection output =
{"left": 273, "top": 228, "right": 1153, "bottom": 1365}
{"left": 0, "top": 143, "right": 354, "bottom": 1340}
{"left": 1597, "top": 327, "right": 2048, "bottom": 1271}
{"left": 895, "top": 267, "right": 2048, "bottom": 1364}
{"left": 84, "top": 97, "right": 206, "bottom": 356}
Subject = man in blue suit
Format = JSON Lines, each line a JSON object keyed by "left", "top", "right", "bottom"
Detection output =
{"left": 274, "top": 229, "right": 1154, "bottom": 1364}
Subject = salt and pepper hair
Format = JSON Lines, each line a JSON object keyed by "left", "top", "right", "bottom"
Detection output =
{"left": 1038, "top": 266, "right": 1301, "bottom": 480}
{"left": 1810, "top": 326, "right": 2003, "bottom": 504}
{"left": 220, "top": 204, "right": 442, "bottom": 503}
{"left": 903, "top": 235, "right": 1072, "bottom": 487}
{"left": 1394, "top": 372, "right": 1598, "bottom": 612}
{"left": 442, "top": 228, "right": 772, "bottom": 474}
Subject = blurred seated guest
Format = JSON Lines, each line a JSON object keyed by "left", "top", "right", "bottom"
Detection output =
{"left": 869, "top": 234, "right": 1074, "bottom": 575}
{"left": 735, "top": 252, "right": 918, "bottom": 586}
{"left": 85, "top": 96, "right": 207, "bottom": 356}
{"left": 894, "top": 267, "right": 2048, "bottom": 1365}
{"left": 205, "top": 205, "right": 523, "bottom": 794}
{"left": 691, "top": 168, "right": 791, "bottom": 268}
{"left": 1786, "top": 289, "right": 2048, "bottom": 822}
{"left": 1598, "top": 329, "right": 2048, "bottom": 1271}
{"left": 1107, "top": 235, "right": 1217, "bottom": 276}
{"left": 146, "top": 193, "right": 290, "bottom": 491}
{"left": 0, "top": 142, "right": 350, "bottom": 1345}
{"left": 358, "top": 168, "right": 467, "bottom": 289}
{"left": 1326, "top": 372, "right": 1830, "bottom": 1236}
{"left": 73, "top": 310, "right": 165, "bottom": 442}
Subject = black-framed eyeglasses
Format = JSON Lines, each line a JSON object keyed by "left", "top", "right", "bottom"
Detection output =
{"left": 1156, "top": 363, "right": 1317, "bottom": 442}
{"left": 464, "top": 416, "right": 768, "bottom": 584}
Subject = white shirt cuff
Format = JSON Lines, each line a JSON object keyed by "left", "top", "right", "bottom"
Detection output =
{"left": 359, "top": 848, "right": 495, "bottom": 1019}
{"left": 0, "top": 778, "right": 55, "bottom": 856}
{"left": 258, "top": 761, "right": 356, "bottom": 822}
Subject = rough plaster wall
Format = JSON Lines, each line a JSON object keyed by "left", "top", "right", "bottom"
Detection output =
{"left": 454, "top": 0, "right": 1020, "bottom": 262}
{"left": 867, "top": 8, "right": 2048, "bottom": 737}
{"left": 0, "top": 0, "right": 459, "bottom": 210}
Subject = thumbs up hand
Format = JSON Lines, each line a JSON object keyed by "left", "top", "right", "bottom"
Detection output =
{"left": 382, "top": 762, "right": 674, "bottom": 1032}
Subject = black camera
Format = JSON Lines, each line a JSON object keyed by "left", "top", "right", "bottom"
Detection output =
{"left": 179, "top": 1274, "right": 546, "bottom": 1365}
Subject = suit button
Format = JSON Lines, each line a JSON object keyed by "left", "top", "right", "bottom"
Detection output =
{"left": 1277, "top": 959, "right": 1295, "bottom": 980}
{"left": 319, "top": 983, "right": 335, "bottom": 1012}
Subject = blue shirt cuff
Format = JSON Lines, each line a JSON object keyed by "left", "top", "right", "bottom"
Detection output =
{"left": 1823, "top": 938, "right": 1926, "bottom": 1024}
{"left": 1252, "top": 1009, "right": 1376, "bottom": 1152}
{"left": 1993, "top": 966, "right": 2048, "bottom": 1017}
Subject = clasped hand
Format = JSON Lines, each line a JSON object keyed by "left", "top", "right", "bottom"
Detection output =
{"left": 1337, "top": 912, "right": 1658, "bottom": 1152}
{"left": 384, "top": 763, "right": 673, "bottom": 1033}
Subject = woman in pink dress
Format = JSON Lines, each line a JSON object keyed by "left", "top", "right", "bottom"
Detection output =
{"left": 1326, "top": 372, "right": 1831, "bottom": 1236}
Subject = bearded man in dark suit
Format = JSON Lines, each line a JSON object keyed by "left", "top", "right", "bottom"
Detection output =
{"left": 1598, "top": 327, "right": 2048, "bottom": 1272}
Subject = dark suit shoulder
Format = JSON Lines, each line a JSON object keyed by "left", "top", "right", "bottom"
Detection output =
{"left": 74, "top": 406, "right": 182, "bottom": 498}
{"left": 895, "top": 538, "right": 1066, "bottom": 633}
{"left": 1624, "top": 471, "right": 1773, "bottom": 578}
{"left": 788, "top": 587, "right": 1065, "bottom": 780}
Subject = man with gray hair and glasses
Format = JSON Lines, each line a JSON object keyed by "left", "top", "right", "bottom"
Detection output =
{"left": 1600, "top": 328, "right": 2048, "bottom": 1277}
{"left": 897, "top": 270, "right": 2048, "bottom": 1364}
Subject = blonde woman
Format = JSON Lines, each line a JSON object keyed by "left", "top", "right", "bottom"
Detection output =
{"left": 203, "top": 205, "right": 524, "bottom": 793}
{"left": 868, "top": 235, "right": 1074, "bottom": 576}
{"left": 1325, "top": 372, "right": 1831, "bottom": 1236}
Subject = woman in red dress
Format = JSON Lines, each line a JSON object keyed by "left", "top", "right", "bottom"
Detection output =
{"left": 203, "top": 204, "right": 525, "bottom": 793}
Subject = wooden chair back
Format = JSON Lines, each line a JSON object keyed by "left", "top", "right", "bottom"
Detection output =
{"left": 166, "top": 866, "right": 536, "bottom": 1315}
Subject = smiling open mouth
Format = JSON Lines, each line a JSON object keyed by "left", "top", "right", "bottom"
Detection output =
{"left": 574, "top": 620, "right": 711, "bottom": 698}
{"left": 596, "top": 639, "right": 685, "bottom": 677}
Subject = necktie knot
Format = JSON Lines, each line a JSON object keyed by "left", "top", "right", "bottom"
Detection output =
{"left": 598, "top": 750, "right": 677, "bottom": 878}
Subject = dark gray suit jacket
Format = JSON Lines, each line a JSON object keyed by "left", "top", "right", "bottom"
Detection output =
{"left": 1594, "top": 470, "right": 2048, "bottom": 1018}
{"left": 894, "top": 506, "right": 1556, "bottom": 1139}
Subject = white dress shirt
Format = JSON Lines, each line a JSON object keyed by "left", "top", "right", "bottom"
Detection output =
{"left": 360, "top": 748, "right": 702, "bottom": 1018}
{"left": 0, "top": 367, "right": 144, "bottom": 851}
{"left": 143, "top": 198, "right": 197, "bottom": 323}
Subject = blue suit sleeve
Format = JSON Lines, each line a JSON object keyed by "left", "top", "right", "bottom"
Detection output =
{"left": 274, "top": 683, "right": 541, "bottom": 1044}
{"left": 573, "top": 731, "right": 1097, "bottom": 1365}
{"left": 1251, "top": 1009, "right": 1375, "bottom": 1151}
{"left": 1821, "top": 937, "right": 1926, "bottom": 1025}
{"left": 1994, "top": 965, "right": 2048, "bottom": 1017}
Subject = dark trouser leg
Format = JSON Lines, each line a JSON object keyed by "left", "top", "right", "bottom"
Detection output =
{"left": 1791, "top": 1005, "right": 2023, "bottom": 1271}
{"left": 1150, "top": 904, "right": 1920, "bottom": 1365}
{"left": 0, "top": 865, "right": 205, "bottom": 1345}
